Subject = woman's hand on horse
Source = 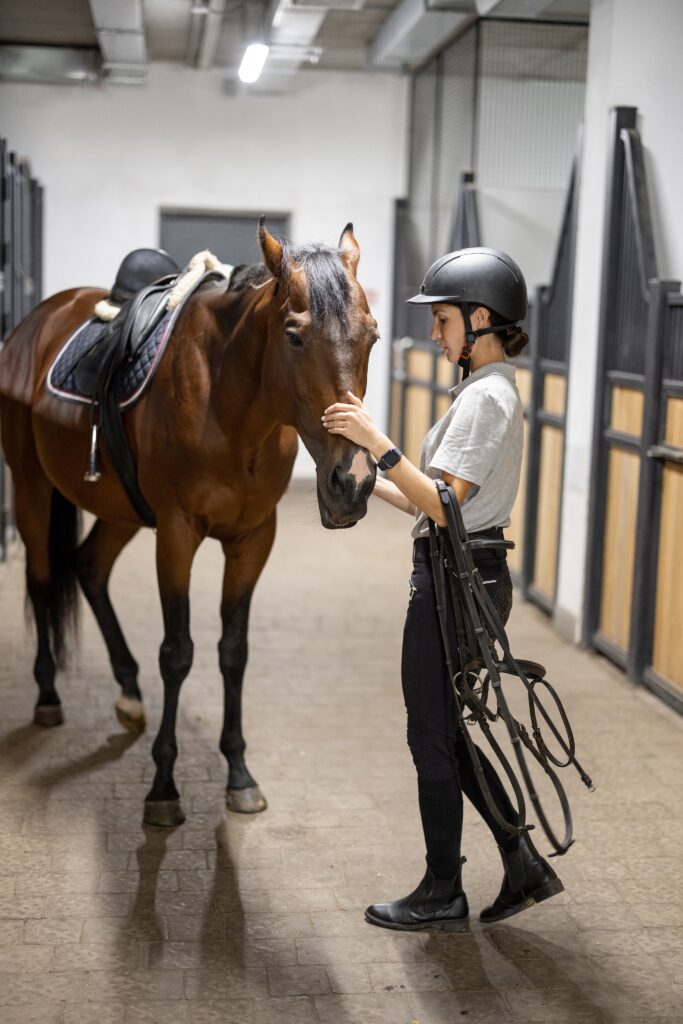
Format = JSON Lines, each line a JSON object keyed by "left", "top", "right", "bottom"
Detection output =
{"left": 321, "top": 391, "right": 388, "bottom": 454}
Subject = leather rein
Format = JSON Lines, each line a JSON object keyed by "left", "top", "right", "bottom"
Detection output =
{"left": 428, "top": 480, "right": 594, "bottom": 856}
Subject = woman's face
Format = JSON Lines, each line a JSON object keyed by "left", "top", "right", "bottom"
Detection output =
{"left": 430, "top": 303, "right": 466, "bottom": 363}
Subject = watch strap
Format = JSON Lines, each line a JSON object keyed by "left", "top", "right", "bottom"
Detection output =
{"left": 377, "top": 447, "right": 403, "bottom": 471}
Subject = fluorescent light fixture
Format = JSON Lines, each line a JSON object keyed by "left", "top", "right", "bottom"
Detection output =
{"left": 238, "top": 43, "right": 269, "bottom": 83}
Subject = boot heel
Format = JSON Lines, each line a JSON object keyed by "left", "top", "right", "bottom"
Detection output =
{"left": 531, "top": 877, "right": 564, "bottom": 905}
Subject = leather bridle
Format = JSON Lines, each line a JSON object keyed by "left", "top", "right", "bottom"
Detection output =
{"left": 428, "top": 480, "right": 594, "bottom": 856}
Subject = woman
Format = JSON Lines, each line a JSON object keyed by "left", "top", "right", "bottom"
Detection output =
{"left": 321, "top": 247, "right": 563, "bottom": 931}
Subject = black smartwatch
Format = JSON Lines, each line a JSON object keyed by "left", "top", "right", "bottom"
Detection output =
{"left": 377, "top": 446, "right": 403, "bottom": 471}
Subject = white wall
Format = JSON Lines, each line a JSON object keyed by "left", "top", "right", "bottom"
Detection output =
{"left": 555, "top": 0, "right": 683, "bottom": 641}
{"left": 0, "top": 63, "right": 408, "bottom": 477}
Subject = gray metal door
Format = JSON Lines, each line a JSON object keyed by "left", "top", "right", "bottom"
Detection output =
{"left": 159, "top": 210, "right": 289, "bottom": 267}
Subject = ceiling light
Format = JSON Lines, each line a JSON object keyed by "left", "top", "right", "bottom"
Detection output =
{"left": 238, "top": 43, "right": 270, "bottom": 83}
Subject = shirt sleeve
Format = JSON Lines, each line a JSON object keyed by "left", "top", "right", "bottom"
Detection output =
{"left": 429, "top": 386, "right": 510, "bottom": 488}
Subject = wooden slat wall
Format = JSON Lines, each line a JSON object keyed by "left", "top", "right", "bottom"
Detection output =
{"left": 531, "top": 373, "right": 567, "bottom": 599}
{"left": 404, "top": 350, "right": 434, "bottom": 464}
{"left": 533, "top": 426, "right": 563, "bottom": 596}
{"left": 507, "top": 366, "right": 532, "bottom": 574}
{"left": 652, "top": 397, "right": 683, "bottom": 689}
{"left": 598, "top": 386, "right": 644, "bottom": 650}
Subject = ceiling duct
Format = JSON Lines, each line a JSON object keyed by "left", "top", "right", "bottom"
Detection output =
{"left": 371, "top": 0, "right": 474, "bottom": 69}
{"left": 88, "top": 0, "right": 147, "bottom": 83}
{"left": 371, "top": 0, "right": 588, "bottom": 69}
{"left": 0, "top": 44, "right": 101, "bottom": 86}
{"left": 186, "top": 0, "right": 227, "bottom": 70}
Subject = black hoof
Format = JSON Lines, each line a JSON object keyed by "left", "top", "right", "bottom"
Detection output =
{"left": 143, "top": 799, "right": 185, "bottom": 828}
{"left": 226, "top": 785, "right": 268, "bottom": 814}
{"left": 34, "top": 704, "right": 64, "bottom": 728}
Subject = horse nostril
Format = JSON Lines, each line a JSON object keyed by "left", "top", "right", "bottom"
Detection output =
{"left": 328, "top": 466, "right": 345, "bottom": 498}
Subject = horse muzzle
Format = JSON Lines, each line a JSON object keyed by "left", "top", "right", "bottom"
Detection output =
{"left": 317, "top": 450, "right": 376, "bottom": 530}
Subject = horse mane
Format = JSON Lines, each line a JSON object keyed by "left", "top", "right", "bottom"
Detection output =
{"left": 282, "top": 242, "right": 350, "bottom": 329}
{"left": 228, "top": 263, "right": 272, "bottom": 290}
{"left": 229, "top": 243, "right": 350, "bottom": 329}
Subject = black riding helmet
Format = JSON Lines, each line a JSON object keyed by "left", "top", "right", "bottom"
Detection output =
{"left": 407, "top": 247, "right": 527, "bottom": 373}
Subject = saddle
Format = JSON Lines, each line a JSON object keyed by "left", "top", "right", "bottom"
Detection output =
{"left": 46, "top": 248, "right": 227, "bottom": 528}
{"left": 73, "top": 275, "right": 177, "bottom": 398}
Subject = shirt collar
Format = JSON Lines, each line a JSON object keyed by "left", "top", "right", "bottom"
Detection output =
{"left": 448, "top": 360, "right": 516, "bottom": 398}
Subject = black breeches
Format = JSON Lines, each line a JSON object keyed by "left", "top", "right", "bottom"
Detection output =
{"left": 401, "top": 537, "right": 516, "bottom": 878}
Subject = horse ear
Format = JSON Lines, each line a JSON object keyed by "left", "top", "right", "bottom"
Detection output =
{"left": 339, "top": 222, "right": 360, "bottom": 275}
{"left": 258, "top": 216, "right": 284, "bottom": 277}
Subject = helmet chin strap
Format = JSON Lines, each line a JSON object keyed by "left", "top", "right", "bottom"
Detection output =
{"left": 458, "top": 303, "right": 518, "bottom": 381}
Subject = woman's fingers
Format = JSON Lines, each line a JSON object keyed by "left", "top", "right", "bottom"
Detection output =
{"left": 322, "top": 402, "right": 354, "bottom": 416}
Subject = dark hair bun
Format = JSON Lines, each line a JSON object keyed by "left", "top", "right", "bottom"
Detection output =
{"left": 499, "top": 324, "right": 529, "bottom": 358}
{"left": 488, "top": 310, "right": 529, "bottom": 358}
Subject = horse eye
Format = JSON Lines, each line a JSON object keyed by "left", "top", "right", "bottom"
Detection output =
{"left": 286, "top": 330, "right": 303, "bottom": 348}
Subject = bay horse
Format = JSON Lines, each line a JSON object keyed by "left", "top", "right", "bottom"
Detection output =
{"left": 0, "top": 221, "right": 378, "bottom": 826}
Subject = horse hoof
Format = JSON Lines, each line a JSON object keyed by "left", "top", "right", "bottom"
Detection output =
{"left": 226, "top": 785, "right": 268, "bottom": 814}
{"left": 143, "top": 799, "right": 185, "bottom": 828}
{"left": 34, "top": 704, "right": 64, "bottom": 728}
{"left": 114, "top": 696, "right": 146, "bottom": 735}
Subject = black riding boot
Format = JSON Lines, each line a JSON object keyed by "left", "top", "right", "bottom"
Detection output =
{"left": 480, "top": 832, "right": 564, "bottom": 923}
{"left": 365, "top": 863, "right": 469, "bottom": 932}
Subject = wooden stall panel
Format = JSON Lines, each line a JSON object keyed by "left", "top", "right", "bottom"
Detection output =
{"left": 404, "top": 385, "right": 432, "bottom": 466}
{"left": 543, "top": 373, "right": 566, "bottom": 416}
{"left": 507, "top": 416, "right": 528, "bottom": 574}
{"left": 610, "top": 386, "right": 644, "bottom": 436}
{"left": 598, "top": 447, "right": 640, "bottom": 651}
{"left": 436, "top": 355, "right": 456, "bottom": 390}
{"left": 435, "top": 394, "right": 452, "bottom": 419}
{"left": 515, "top": 365, "right": 532, "bottom": 407}
{"left": 407, "top": 349, "right": 433, "bottom": 382}
{"left": 506, "top": 366, "right": 532, "bottom": 574}
{"left": 390, "top": 380, "right": 402, "bottom": 444}
{"left": 651, "top": 397, "right": 683, "bottom": 690}
{"left": 533, "top": 424, "right": 564, "bottom": 599}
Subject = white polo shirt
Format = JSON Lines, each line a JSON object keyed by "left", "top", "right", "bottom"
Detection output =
{"left": 412, "top": 361, "right": 523, "bottom": 538}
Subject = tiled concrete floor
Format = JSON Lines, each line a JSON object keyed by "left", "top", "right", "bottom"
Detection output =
{"left": 1, "top": 482, "right": 682, "bottom": 1024}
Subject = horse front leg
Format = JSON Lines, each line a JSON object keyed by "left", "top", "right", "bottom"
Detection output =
{"left": 219, "top": 514, "right": 276, "bottom": 814}
{"left": 143, "top": 517, "right": 202, "bottom": 828}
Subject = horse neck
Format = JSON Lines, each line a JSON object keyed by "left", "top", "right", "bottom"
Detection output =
{"left": 208, "top": 281, "right": 280, "bottom": 445}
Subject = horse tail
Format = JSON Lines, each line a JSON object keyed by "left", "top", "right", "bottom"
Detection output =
{"left": 45, "top": 488, "right": 81, "bottom": 666}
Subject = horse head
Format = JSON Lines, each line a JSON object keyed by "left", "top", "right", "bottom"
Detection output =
{"left": 258, "top": 219, "right": 379, "bottom": 530}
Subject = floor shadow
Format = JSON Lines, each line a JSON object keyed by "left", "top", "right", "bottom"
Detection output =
{"left": 0, "top": 723, "right": 59, "bottom": 769}
{"left": 422, "top": 928, "right": 511, "bottom": 1016}
{"left": 25, "top": 731, "right": 140, "bottom": 789}
{"left": 481, "top": 923, "right": 611, "bottom": 1022}
{"left": 204, "top": 818, "right": 246, "bottom": 969}
{"left": 120, "top": 824, "right": 181, "bottom": 950}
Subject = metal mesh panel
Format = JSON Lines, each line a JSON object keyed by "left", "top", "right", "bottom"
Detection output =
{"left": 664, "top": 301, "right": 683, "bottom": 383}
{"left": 436, "top": 30, "right": 476, "bottom": 256}
{"left": 606, "top": 155, "right": 649, "bottom": 377}
{"left": 476, "top": 21, "right": 588, "bottom": 190}
{"left": 408, "top": 62, "right": 438, "bottom": 285}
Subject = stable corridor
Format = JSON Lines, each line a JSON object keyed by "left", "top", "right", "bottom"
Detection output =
{"left": 0, "top": 483, "right": 681, "bottom": 1024}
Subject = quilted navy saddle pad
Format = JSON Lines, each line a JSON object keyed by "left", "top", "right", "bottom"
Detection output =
{"left": 47, "top": 305, "right": 177, "bottom": 409}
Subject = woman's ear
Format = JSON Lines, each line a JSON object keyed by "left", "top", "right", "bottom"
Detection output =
{"left": 473, "top": 305, "right": 491, "bottom": 328}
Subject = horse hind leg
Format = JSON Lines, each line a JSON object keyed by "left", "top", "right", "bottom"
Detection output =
{"left": 14, "top": 480, "right": 80, "bottom": 727}
{"left": 75, "top": 519, "right": 145, "bottom": 734}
